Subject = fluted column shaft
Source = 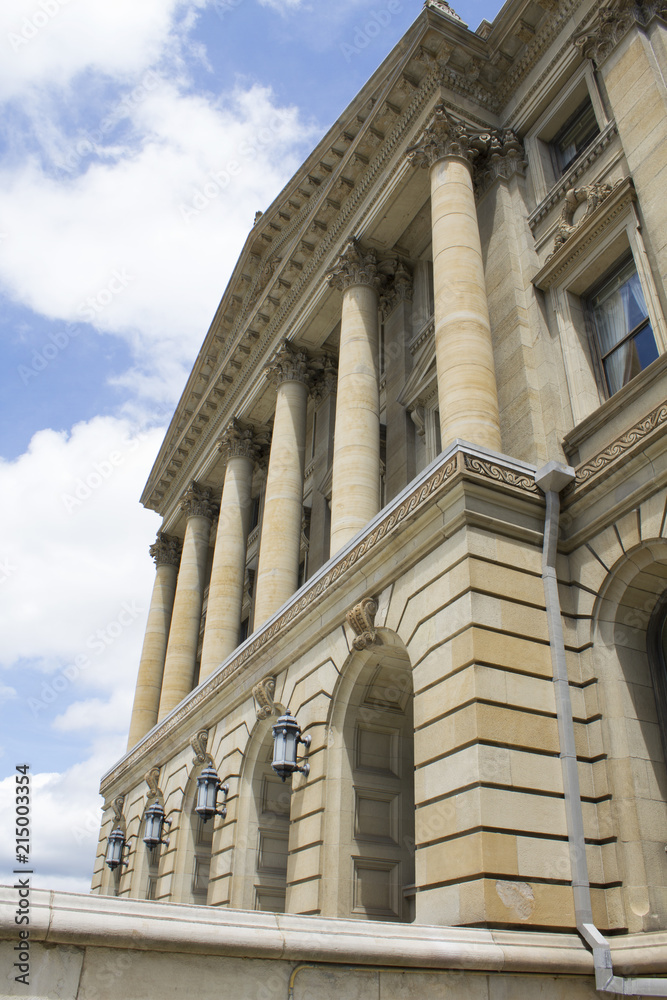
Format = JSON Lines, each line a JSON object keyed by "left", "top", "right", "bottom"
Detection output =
{"left": 253, "top": 344, "right": 310, "bottom": 627}
{"left": 200, "top": 423, "right": 256, "bottom": 679}
{"left": 158, "top": 484, "right": 217, "bottom": 720}
{"left": 127, "top": 533, "right": 181, "bottom": 749}
{"left": 327, "top": 239, "right": 382, "bottom": 555}
{"left": 409, "top": 105, "right": 504, "bottom": 452}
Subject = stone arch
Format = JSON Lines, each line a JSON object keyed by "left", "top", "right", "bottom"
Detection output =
{"left": 170, "top": 761, "right": 215, "bottom": 905}
{"left": 322, "top": 627, "right": 415, "bottom": 922}
{"left": 591, "top": 538, "right": 667, "bottom": 931}
{"left": 230, "top": 716, "right": 292, "bottom": 912}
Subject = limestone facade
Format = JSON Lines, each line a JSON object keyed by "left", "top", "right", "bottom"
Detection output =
{"left": 81, "top": 0, "right": 667, "bottom": 992}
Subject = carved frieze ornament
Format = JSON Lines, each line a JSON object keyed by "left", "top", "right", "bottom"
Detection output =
{"left": 218, "top": 418, "right": 259, "bottom": 463}
{"left": 252, "top": 675, "right": 278, "bottom": 720}
{"left": 264, "top": 340, "right": 312, "bottom": 386}
{"left": 149, "top": 532, "right": 182, "bottom": 568}
{"left": 190, "top": 728, "right": 214, "bottom": 766}
{"left": 550, "top": 181, "right": 616, "bottom": 256}
{"left": 180, "top": 481, "right": 218, "bottom": 522}
{"left": 145, "top": 767, "right": 161, "bottom": 798}
{"left": 326, "top": 237, "right": 382, "bottom": 292}
{"left": 575, "top": 0, "right": 667, "bottom": 65}
{"left": 347, "top": 597, "right": 380, "bottom": 651}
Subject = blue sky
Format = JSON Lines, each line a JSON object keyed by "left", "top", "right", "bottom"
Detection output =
{"left": 0, "top": 0, "right": 501, "bottom": 892}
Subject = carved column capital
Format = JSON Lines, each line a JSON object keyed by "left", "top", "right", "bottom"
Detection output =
{"left": 218, "top": 418, "right": 261, "bottom": 463}
{"left": 311, "top": 354, "right": 338, "bottom": 405}
{"left": 574, "top": 0, "right": 664, "bottom": 65}
{"left": 265, "top": 340, "right": 312, "bottom": 387}
{"left": 474, "top": 129, "right": 526, "bottom": 196}
{"left": 424, "top": 0, "right": 465, "bottom": 21}
{"left": 180, "top": 481, "right": 218, "bottom": 521}
{"left": 407, "top": 104, "right": 487, "bottom": 169}
{"left": 326, "top": 237, "right": 382, "bottom": 292}
{"left": 149, "top": 532, "right": 182, "bottom": 567}
{"left": 380, "top": 260, "right": 414, "bottom": 320}
{"left": 346, "top": 596, "right": 380, "bottom": 651}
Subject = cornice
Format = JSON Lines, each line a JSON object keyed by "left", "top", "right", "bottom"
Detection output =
{"left": 531, "top": 177, "right": 635, "bottom": 290}
{"left": 563, "top": 399, "right": 667, "bottom": 497}
{"left": 101, "top": 442, "right": 539, "bottom": 793}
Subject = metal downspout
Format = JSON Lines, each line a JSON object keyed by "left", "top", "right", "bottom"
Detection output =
{"left": 536, "top": 461, "right": 667, "bottom": 996}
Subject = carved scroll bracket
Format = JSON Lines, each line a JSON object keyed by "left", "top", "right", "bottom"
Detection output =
{"left": 347, "top": 597, "right": 380, "bottom": 650}
{"left": 190, "top": 728, "right": 214, "bottom": 766}
{"left": 252, "top": 675, "right": 281, "bottom": 720}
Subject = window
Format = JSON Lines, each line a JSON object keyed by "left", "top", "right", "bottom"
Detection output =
{"left": 588, "top": 258, "right": 659, "bottom": 396}
{"left": 551, "top": 99, "right": 600, "bottom": 177}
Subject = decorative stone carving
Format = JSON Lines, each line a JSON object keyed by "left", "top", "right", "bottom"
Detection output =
{"left": 407, "top": 104, "right": 489, "bottom": 168}
{"left": 326, "top": 237, "right": 382, "bottom": 292}
{"left": 264, "top": 340, "right": 312, "bottom": 386}
{"left": 424, "top": 0, "right": 464, "bottom": 21}
{"left": 463, "top": 454, "right": 540, "bottom": 494}
{"left": 145, "top": 767, "right": 161, "bottom": 798}
{"left": 310, "top": 354, "right": 338, "bottom": 405}
{"left": 218, "top": 419, "right": 260, "bottom": 463}
{"left": 550, "top": 182, "right": 615, "bottom": 254}
{"left": 380, "top": 260, "right": 414, "bottom": 319}
{"left": 347, "top": 597, "right": 380, "bottom": 650}
{"left": 112, "top": 795, "right": 125, "bottom": 822}
{"left": 149, "top": 532, "right": 182, "bottom": 567}
{"left": 190, "top": 728, "right": 213, "bottom": 765}
{"left": 252, "top": 675, "right": 278, "bottom": 720}
{"left": 180, "top": 481, "right": 218, "bottom": 521}
{"left": 574, "top": 0, "right": 667, "bottom": 65}
{"left": 567, "top": 401, "right": 667, "bottom": 491}
{"left": 475, "top": 130, "right": 526, "bottom": 195}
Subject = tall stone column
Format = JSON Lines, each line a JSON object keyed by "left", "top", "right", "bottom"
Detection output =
{"left": 199, "top": 421, "right": 259, "bottom": 679}
{"left": 253, "top": 342, "right": 311, "bottom": 627}
{"left": 158, "top": 482, "right": 218, "bottom": 721}
{"left": 408, "top": 105, "right": 507, "bottom": 452}
{"left": 127, "top": 532, "right": 182, "bottom": 750}
{"left": 327, "top": 238, "right": 382, "bottom": 555}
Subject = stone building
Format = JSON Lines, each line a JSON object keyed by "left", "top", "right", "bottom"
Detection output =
{"left": 16, "top": 0, "right": 667, "bottom": 995}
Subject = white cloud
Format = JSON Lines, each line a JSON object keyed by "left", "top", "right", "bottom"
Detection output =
{"left": 0, "top": 77, "right": 317, "bottom": 404}
{"left": 0, "top": 0, "right": 205, "bottom": 100}
{"left": 0, "top": 739, "right": 126, "bottom": 892}
{"left": 0, "top": 415, "right": 162, "bottom": 679}
{"left": 0, "top": 684, "right": 17, "bottom": 704}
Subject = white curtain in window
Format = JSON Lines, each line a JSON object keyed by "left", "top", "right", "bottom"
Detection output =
{"left": 594, "top": 286, "right": 629, "bottom": 393}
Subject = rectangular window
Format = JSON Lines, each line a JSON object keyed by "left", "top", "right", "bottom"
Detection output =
{"left": 552, "top": 98, "right": 600, "bottom": 176}
{"left": 589, "top": 258, "right": 659, "bottom": 396}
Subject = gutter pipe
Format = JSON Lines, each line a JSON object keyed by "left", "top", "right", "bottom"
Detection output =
{"left": 536, "top": 460, "right": 667, "bottom": 995}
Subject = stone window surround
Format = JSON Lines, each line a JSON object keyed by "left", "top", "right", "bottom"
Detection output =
{"left": 532, "top": 179, "right": 667, "bottom": 427}
{"left": 524, "top": 62, "right": 609, "bottom": 207}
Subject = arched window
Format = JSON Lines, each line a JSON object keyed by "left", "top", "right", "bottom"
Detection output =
{"left": 334, "top": 643, "right": 415, "bottom": 922}
{"left": 251, "top": 739, "right": 291, "bottom": 912}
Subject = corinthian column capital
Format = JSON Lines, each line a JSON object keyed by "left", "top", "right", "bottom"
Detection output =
{"left": 180, "top": 481, "right": 218, "bottom": 521}
{"left": 264, "top": 340, "right": 312, "bottom": 387}
{"left": 326, "top": 237, "right": 382, "bottom": 292}
{"left": 407, "top": 104, "right": 488, "bottom": 169}
{"left": 149, "top": 531, "right": 182, "bottom": 567}
{"left": 218, "top": 418, "right": 261, "bottom": 463}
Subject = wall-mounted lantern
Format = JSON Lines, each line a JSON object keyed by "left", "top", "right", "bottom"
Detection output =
{"left": 143, "top": 800, "right": 171, "bottom": 848}
{"left": 105, "top": 827, "right": 130, "bottom": 871}
{"left": 272, "top": 710, "right": 311, "bottom": 782}
{"left": 195, "top": 764, "right": 229, "bottom": 822}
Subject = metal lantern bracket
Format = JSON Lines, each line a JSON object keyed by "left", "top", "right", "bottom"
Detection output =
{"left": 195, "top": 762, "right": 229, "bottom": 822}
{"left": 271, "top": 710, "right": 312, "bottom": 782}
{"left": 143, "top": 800, "right": 172, "bottom": 848}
